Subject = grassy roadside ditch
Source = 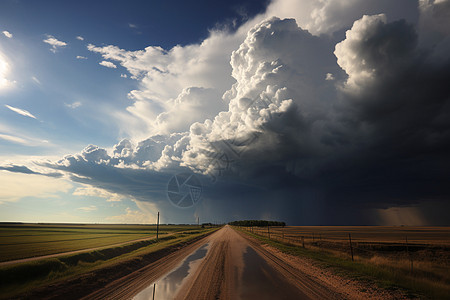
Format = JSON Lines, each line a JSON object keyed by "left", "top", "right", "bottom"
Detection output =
{"left": 236, "top": 227, "right": 450, "bottom": 300}
{"left": 0, "top": 227, "right": 220, "bottom": 299}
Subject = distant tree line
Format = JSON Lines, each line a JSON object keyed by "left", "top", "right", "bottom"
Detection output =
{"left": 201, "top": 223, "right": 220, "bottom": 228}
{"left": 228, "top": 220, "right": 286, "bottom": 227}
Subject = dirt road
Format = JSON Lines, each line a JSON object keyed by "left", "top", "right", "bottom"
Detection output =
{"left": 85, "top": 225, "right": 343, "bottom": 300}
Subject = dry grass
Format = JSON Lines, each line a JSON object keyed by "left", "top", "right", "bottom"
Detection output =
{"left": 241, "top": 226, "right": 450, "bottom": 299}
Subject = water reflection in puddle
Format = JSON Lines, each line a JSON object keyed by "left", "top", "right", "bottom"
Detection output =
{"left": 133, "top": 243, "right": 210, "bottom": 300}
{"left": 240, "top": 246, "right": 305, "bottom": 300}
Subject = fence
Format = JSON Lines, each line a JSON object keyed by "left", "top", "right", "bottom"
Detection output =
{"left": 238, "top": 225, "right": 450, "bottom": 274}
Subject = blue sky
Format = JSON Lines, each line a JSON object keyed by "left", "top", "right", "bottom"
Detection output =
{"left": 1, "top": 0, "right": 450, "bottom": 225}
{"left": 0, "top": 0, "right": 266, "bottom": 156}
{"left": 0, "top": 0, "right": 267, "bottom": 224}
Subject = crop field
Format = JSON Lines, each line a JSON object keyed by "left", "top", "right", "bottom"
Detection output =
{"left": 249, "top": 226, "right": 450, "bottom": 263}
{"left": 0, "top": 223, "right": 200, "bottom": 262}
{"left": 0, "top": 224, "right": 218, "bottom": 299}
{"left": 279, "top": 226, "right": 450, "bottom": 244}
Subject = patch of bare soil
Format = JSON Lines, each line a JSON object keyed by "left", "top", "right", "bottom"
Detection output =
{"left": 256, "top": 239, "right": 416, "bottom": 300}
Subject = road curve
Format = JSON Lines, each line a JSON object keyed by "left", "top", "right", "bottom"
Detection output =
{"left": 86, "top": 225, "right": 342, "bottom": 300}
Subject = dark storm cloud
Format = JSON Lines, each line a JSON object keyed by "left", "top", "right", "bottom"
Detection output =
{"left": 324, "top": 14, "right": 450, "bottom": 207}
{"left": 184, "top": 13, "right": 450, "bottom": 224}
{"left": 30, "top": 3, "right": 450, "bottom": 225}
{"left": 42, "top": 144, "right": 172, "bottom": 203}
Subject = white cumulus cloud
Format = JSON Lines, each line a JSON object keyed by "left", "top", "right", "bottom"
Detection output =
{"left": 99, "top": 60, "right": 117, "bottom": 68}
{"left": 2, "top": 31, "right": 12, "bottom": 38}
{"left": 19, "top": 0, "right": 450, "bottom": 225}
{"left": 43, "top": 35, "right": 67, "bottom": 53}
{"left": 266, "top": 0, "right": 418, "bottom": 36}
{"left": 87, "top": 30, "right": 244, "bottom": 139}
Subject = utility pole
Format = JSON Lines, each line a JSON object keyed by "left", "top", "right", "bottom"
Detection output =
{"left": 348, "top": 233, "right": 354, "bottom": 262}
{"left": 156, "top": 212, "right": 160, "bottom": 241}
{"left": 197, "top": 216, "right": 199, "bottom": 227}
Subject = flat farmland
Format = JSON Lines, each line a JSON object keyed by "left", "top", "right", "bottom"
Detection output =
{"left": 268, "top": 226, "right": 450, "bottom": 245}
{"left": 0, "top": 223, "right": 199, "bottom": 262}
{"left": 0, "top": 224, "right": 219, "bottom": 299}
{"left": 251, "top": 226, "right": 450, "bottom": 262}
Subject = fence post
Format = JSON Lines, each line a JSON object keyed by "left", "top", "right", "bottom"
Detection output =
{"left": 156, "top": 212, "right": 160, "bottom": 241}
{"left": 302, "top": 236, "right": 305, "bottom": 248}
{"left": 312, "top": 232, "right": 315, "bottom": 243}
{"left": 268, "top": 225, "right": 270, "bottom": 239}
{"left": 406, "top": 235, "right": 413, "bottom": 273}
{"left": 348, "top": 233, "right": 354, "bottom": 262}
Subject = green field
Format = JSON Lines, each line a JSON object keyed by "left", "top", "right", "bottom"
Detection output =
{"left": 0, "top": 223, "right": 200, "bottom": 262}
{"left": 0, "top": 223, "right": 218, "bottom": 299}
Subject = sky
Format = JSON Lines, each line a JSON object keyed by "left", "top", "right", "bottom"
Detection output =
{"left": 1, "top": 0, "right": 449, "bottom": 225}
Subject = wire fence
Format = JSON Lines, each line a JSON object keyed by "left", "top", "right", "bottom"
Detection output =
{"left": 238, "top": 225, "right": 450, "bottom": 273}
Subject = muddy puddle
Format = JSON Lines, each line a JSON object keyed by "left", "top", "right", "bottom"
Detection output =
{"left": 133, "top": 242, "right": 211, "bottom": 300}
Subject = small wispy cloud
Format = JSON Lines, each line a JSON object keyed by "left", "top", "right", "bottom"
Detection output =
{"left": 5, "top": 105, "right": 37, "bottom": 119}
{"left": 2, "top": 31, "right": 13, "bottom": 38}
{"left": 73, "top": 186, "right": 124, "bottom": 202}
{"left": 120, "top": 74, "right": 128, "bottom": 78}
{"left": 31, "top": 76, "right": 41, "bottom": 85}
{"left": 128, "top": 23, "right": 138, "bottom": 28}
{"left": 325, "top": 73, "right": 335, "bottom": 81}
{"left": 0, "top": 133, "right": 27, "bottom": 145}
{"left": 77, "top": 205, "right": 97, "bottom": 212}
{"left": 43, "top": 35, "right": 67, "bottom": 53}
{"left": 66, "top": 101, "right": 82, "bottom": 109}
{"left": 99, "top": 61, "right": 117, "bottom": 69}
{"left": 0, "top": 164, "right": 63, "bottom": 178}
{"left": 76, "top": 36, "right": 84, "bottom": 41}
{"left": 76, "top": 55, "right": 87, "bottom": 60}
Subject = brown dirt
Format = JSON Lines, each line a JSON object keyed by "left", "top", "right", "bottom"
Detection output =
{"left": 176, "top": 225, "right": 341, "bottom": 299}
{"left": 174, "top": 226, "right": 414, "bottom": 299}
{"left": 12, "top": 226, "right": 417, "bottom": 300}
{"left": 258, "top": 241, "right": 414, "bottom": 300}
